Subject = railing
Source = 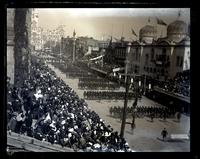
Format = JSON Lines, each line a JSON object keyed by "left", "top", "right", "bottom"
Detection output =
{"left": 7, "top": 131, "right": 74, "bottom": 152}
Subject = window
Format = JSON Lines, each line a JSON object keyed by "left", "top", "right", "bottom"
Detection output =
{"left": 151, "top": 48, "right": 154, "bottom": 61}
{"left": 150, "top": 67, "right": 152, "bottom": 73}
{"left": 180, "top": 56, "right": 183, "bottom": 67}
{"left": 156, "top": 54, "right": 158, "bottom": 60}
{"left": 145, "top": 54, "right": 149, "bottom": 65}
{"left": 147, "top": 67, "right": 149, "bottom": 72}
{"left": 136, "top": 48, "right": 139, "bottom": 61}
{"left": 176, "top": 56, "right": 180, "bottom": 67}
{"left": 167, "top": 56, "right": 169, "bottom": 62}
{"left": 162, "top": 48, "right": 166, "bottom": 54}
{"left": 161, "top": 69, "right": 164, "bottom": 75}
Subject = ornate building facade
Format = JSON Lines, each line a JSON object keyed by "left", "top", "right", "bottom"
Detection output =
{"left": 128, "top": 19, "right": 190, "bottom": 80}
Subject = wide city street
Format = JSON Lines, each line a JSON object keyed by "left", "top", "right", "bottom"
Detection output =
{"left": 48, "top": 64, "right": 190, "bottom": 152}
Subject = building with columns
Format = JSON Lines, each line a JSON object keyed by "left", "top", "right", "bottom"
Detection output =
{"left": 128, "top": 18, "right": 190, "bottom": 81}
{"left": 104, "top": 18, "right": 190, "bottom": 81}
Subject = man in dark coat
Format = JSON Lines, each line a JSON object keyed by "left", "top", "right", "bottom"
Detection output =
{"left": 161, "top": 128, "right": 168, "bottom": 141}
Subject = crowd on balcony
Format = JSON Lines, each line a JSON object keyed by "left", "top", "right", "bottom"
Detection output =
{"left": 7, "top": 59, "right": 133, "bottom": 152}
{"left": 156, "top": 71, "right": 190, "bottom": 97}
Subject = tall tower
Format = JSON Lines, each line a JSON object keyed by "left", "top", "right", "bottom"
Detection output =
{"left": 72, "top": 29, "right": 76, "bottom": 63}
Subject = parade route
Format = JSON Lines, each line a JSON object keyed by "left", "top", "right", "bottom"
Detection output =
{"left": 48, "top": 64, "right": 190, "bottom": 152}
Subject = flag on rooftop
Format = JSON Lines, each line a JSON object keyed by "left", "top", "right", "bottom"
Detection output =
{"left": 148, "top": 17, "right": 151, "bottom": 23}
{"left": 156, "top": 17, "right": 167, "bottom": 26}
{"left": 131, "top": 28, "right": 137, "bottom": 37}
{"left": 73, "top": 29, "right": 76, "bottom": 37}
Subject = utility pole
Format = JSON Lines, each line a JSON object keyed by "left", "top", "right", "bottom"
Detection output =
{"left": 72, "top": 29, "right": 76, "bottom": 63}
{"left": 120, "top": 75, "right": 129, "bottom": 138}
{"left": 60, "top": 37, "right": 62, "bottom": 64}
{"left": 120, "top": 42, "right": 131, "bottom": 138}
{"left": 131, "top": 77, "right": 140, "bottom": 130}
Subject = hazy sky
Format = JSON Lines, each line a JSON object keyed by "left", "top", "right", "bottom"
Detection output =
{"left": 37, "top": 8, "right": 190, "bottom": 41}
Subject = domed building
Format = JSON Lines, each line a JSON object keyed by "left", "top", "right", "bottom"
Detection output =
{"left": 127, "top": 18, "right": 190, "bottom": 81}
{"left": 139, "top": 25, "right": 157, "bottom": 44}
{"left": 167, "top": 20, "right": 188, "bottom": 43}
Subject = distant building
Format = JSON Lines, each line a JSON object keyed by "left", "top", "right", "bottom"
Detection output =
{"left": 128, "top": 19, "right": 190, "bottom": 80}
{"left": 61, "top": 35, "right": 100, "bottom": 60}
{"left": 31, "top": 9, "right": 40, "bottom": 50}
{"left": 98, "top": 40, "right": 110, "bottom": 50}
{"left": 61, "top": 36, "right": 74, "bottom": 59}
{"left": 104, "top": 38, "right": 129, "bottom": 67}
{"left": 105, "top": 19, "right": 190, "bottom": 81}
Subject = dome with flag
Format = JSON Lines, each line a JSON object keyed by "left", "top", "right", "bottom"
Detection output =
{"left": 139, "top": 25, "right": 157, "bottom": 44}
{"left": 167, "top": 20, "right": 188, "bottom": 43}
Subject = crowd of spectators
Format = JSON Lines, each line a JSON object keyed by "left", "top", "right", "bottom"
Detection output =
{"left": 7, "top": 58, "right": 133, "bottom": 152}
{"left": 156, "top": 71, "right": 190, "bottom": 97}
{"left": 83, "top": 91, "right": 135, "bottom": 100}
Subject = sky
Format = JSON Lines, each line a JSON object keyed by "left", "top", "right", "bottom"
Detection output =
{"left": 37, "top": 8, "right": 190, "bottom": 41}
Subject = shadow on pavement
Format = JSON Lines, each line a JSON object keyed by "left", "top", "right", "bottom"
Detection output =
{"left": 172, "top": 119, "right": 180, "bottom": 123}
{"left": 125, "top": 130, "right": 134, "bottom": 135}
{"left": 159, "top": 119, "right": 169, "bottom": 123}
{"left": 157, "top": 137, "right": 167, "bottom": 142}
{"left": 146, "top": 119, "right": 154, "bottom": 122}
{"left": 157, "top": 137, "right": 185, "bottom": 143}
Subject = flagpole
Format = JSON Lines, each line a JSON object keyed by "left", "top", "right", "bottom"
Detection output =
{"left": 111, "top": 24, "right": 113, "bottom": 37}
{"left": 155, "top": 17, "right": 158, "bottom": 40}
{"left": 121, "top": 24, "right": 124, "bottom": 39}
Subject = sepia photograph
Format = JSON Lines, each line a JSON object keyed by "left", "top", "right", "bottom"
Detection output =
{"left": 6, "top": 8, "right": 190, "bottom": 153}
